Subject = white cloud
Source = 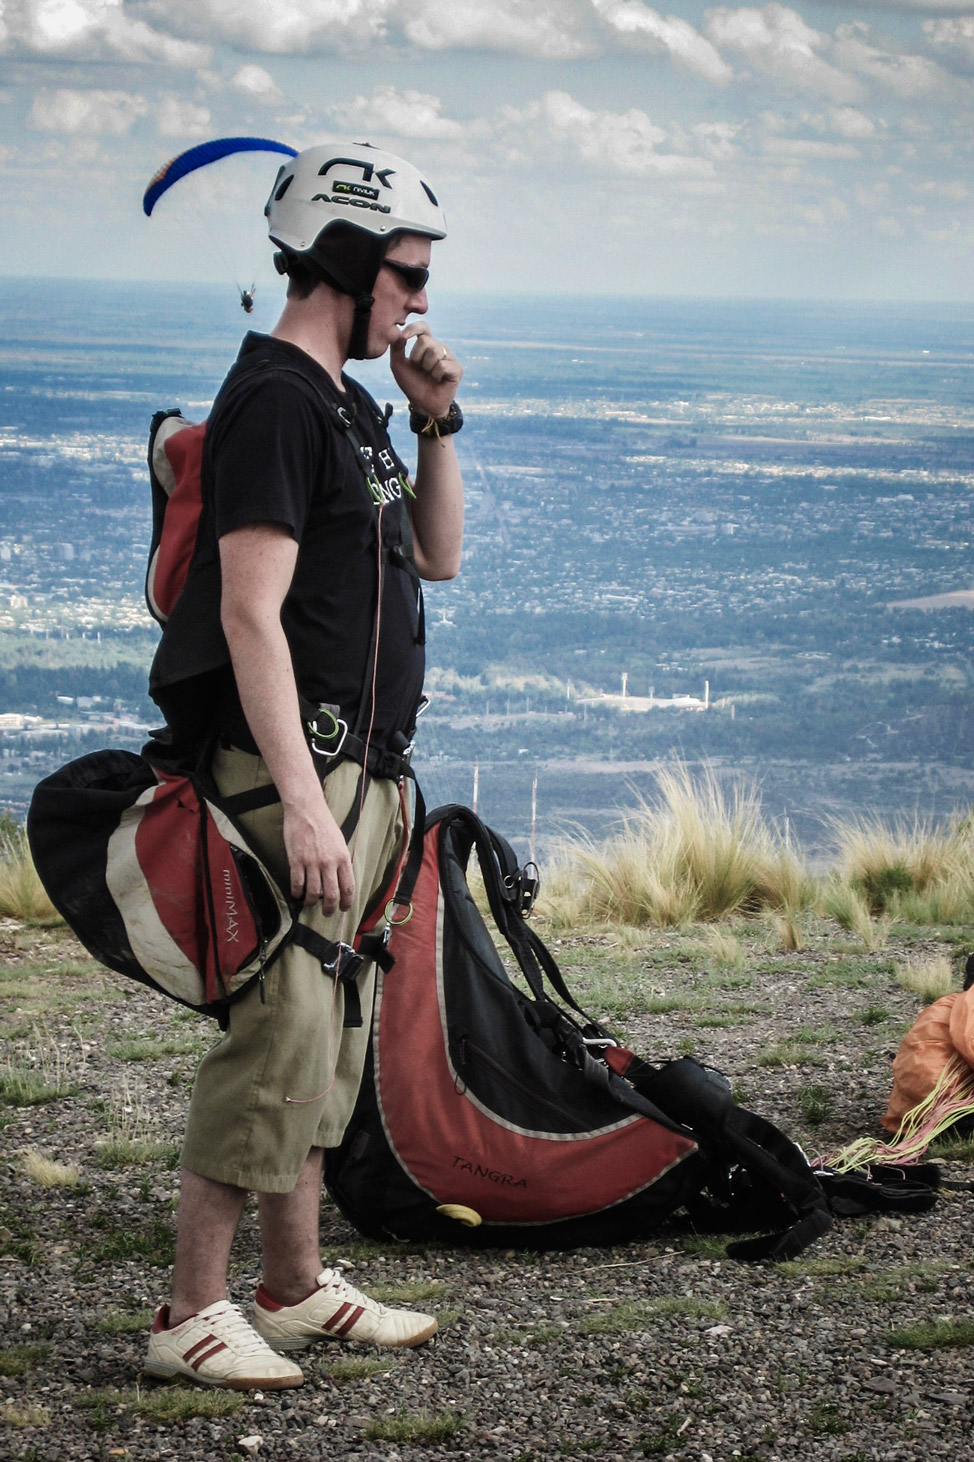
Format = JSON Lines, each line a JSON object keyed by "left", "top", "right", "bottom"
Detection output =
{"left": 861, "top": 0, "right": 974, "bottom": 10}
{"left": 402, "top": 0, "right": 593, "bottom": 59}
{"left": 532, "top": 89, "right": 714, "bottom": 176}
{"left": 771, "top": 105, "right": 879, "bottom": 139}
{"left": 156, "top": 96, "right": 212, "bottom": 137}
{"left": 136, "top": 0, "right": 396, "bottom": 55}
{"left": 705, "top": 4, "right": 862, "bottom": 103}
{"left": 592, "top": 0, "right": 733, "bottom": 84}
{"left": 826, "top": 105, "right": 877, "bottom": 139}
{"left": 762, "top": 135, "right": 861, "bottom": 160}
{"left": 27, "top": 87, "right": 148, "bottom": 135}
{"left": 3, "top": 0, "right": 209, "bottom": 65}
{"left": 136, "top": 0, "right": 596, "bottom": 60}
{"left": 328, "top": 85, "right": 466, "bottom": 140}
{"left": 231, "top": 65, "right": 283, "bottom": 106}
{"left": 693, "top": 120, "right": 746, "bottom": 158}
{"left": 924, "top": 15, "right": 974, "bottom": 59}
{"left": 833, "top": 22, "right": 948, "bottom": 98}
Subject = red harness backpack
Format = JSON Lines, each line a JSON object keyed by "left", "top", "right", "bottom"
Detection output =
{"left": 325, "top": 804, "right": 834, "bottom": 1257}
{"left": 146, "top": 410, "right": 207, "bottom": 625}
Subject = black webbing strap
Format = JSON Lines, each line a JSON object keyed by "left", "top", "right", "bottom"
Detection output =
{"left": 631, "top": 1056, "right": 833, "bottom": 1261}
{"left": 289, "top": 923, "right": 367, "bottom": 1029}
{"left": 217, "top": 781, "right": 284, "bottom": 817}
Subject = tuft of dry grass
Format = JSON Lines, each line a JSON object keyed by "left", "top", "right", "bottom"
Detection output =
{"left": 894, "top": 953, "right": 955, "bottom": 1006}
{"left": 537, "top": 765, "right": 813, "bottom": 930}
{"left": 703, "top": 928, "right": 746, "bottom": 970}
{"left": 0, "top": 1029, "right": 81, "bottom": 1107}
{"left": 830, "top": 814, "right": 972, "bottom": 919}
{"left": 0, "top": 820, "right": 59, "bottom": 924}
{"left": 821, "top": 880, "right": 889, "bottom": 951}
{"left": 20, "top": 1149, "right": 81, "bottom": 1187}
{"left": 776, "top": 911, "right": 804, "bottom": 952}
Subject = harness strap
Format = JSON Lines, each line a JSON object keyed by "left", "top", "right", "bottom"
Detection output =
{"left": 218, "top": 781, "right": 284, "bottom": 817}
{"left": 628, "top": 1056, "right": 833, "bottom": 1261}
{"left": 289, "top": 923, "right": 367, "bottom": 1028}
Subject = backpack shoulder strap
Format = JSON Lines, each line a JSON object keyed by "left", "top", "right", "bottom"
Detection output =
{"left": 620, "top": 1054, "right": 833, "bottom": 1261}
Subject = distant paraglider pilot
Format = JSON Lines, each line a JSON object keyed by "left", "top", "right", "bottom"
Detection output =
{"left": 240, "top": 285, "right": 255, "bottom": 314}
{"left": 143, "top": 141, "right": 465, "bottom": 1392}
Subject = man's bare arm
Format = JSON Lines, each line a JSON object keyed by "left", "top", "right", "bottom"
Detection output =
{"left": 219, "top": 522, "right": 354, "bottom": 913}
{"left": 391, "top": 323, "right": 464, "bottom": 581}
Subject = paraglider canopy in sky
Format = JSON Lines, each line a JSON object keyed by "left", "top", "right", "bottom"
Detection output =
{"left": 142, "top": 137, "right": 297, "bottom": 218}
{"left": 143, "top": 136, "right": 298, "bottom": 310}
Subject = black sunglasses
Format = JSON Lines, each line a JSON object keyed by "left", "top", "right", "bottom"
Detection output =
{"left": 382, "top": 259, "right": 430, "bottom": 292}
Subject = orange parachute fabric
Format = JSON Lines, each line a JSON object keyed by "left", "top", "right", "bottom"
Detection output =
{"left": 882, "top": 986, "right": 974, "bottom": 1132}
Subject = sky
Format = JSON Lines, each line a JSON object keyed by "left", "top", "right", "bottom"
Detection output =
{"left": 2, "top": 0, "right": 974, "bottom": 299}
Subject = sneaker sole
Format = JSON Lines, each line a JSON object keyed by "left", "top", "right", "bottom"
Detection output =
{"left": 259, "top": 1319, "right": 438, "bottom": 1353}
{"left": 143, "top": 1359, "right": 304, "bottom": 1391}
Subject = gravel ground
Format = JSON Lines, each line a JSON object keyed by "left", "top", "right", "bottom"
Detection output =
{"left": 2, "top": 915, "right": 974, "bottom": 1462}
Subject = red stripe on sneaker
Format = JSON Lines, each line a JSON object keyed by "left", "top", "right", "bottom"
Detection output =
{"left": 333, "top": 1305, "right": 365, "bottom": 1337}
{"left": 190, "top": 1341, "right": 227, "bottom": 1370}
{"left": 322, "top": 1302, "right": 353, "bottom": 1333}
{"left": 183, "top": 1334, "right": 217, "bottom": 1361}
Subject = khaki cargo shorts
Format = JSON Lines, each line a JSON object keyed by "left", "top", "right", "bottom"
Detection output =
{"left": 180, "top": 746, "right": 407, "bottom": 1193}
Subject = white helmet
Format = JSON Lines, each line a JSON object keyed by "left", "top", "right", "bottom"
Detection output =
{"left": 265, "top": 142, "right": 446, "bottom": 255}
{"left": 265, "top": 142, "right": 446, "bottom": 358}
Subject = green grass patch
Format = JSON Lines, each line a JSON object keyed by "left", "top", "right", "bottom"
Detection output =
{"left": 78, "top": 1386, "right": 244, "bottom": 1429}
{"left": 798, "top": 1084, "right": 834, "bottom": 1126}
{"left": 94, "top": 1139, "right": 181, "bottom": 1169}
{"left": 77, "top": 1214, "right": 175, "bottom": 1268}
{"left": 757, "top": 1041, "right": 823, "bottom": 1068}
{"left": 0, "top": 1401, "right": 51, "bottom": 1428}
{"left": 0, "top": 1066, "right": 77, "bottom": 1106}
{"left": 804, "top": 963, "right": 882, "bottom": 991}
{"left": 107, "top": 1035, "right": 206, "bottom": 1062}
{"left": 321, "top": 1355, "right": 398, "bottom": 1384}
{"left": 676, "top": 1233, "right": 732, "bottom": 1259}
{"left": 886, "top": 1318, "right": 974, "bottom": 1351}
{"left": 639, "top": 1418, "right": 684, "bottom": 1456}
{"left": 364, "top": 1409, "right": 466, "bottom": 1445}
{"left": 794, "top": 1023, "right": 841, "bottom": 1046}
{"left": 578, "top": 1296, "right": 726, "bottom": 1335}
{"left": 857, "top": 1004, "right": 892, "bottom": 1027}
{"left": 136, "top": 1387, "right": 246, "bottom": 1423}
{"left": 0, "top": 1210, "right": 43, "bottom": 1264}
{"left": 95, "top": 1308, "right": 155, "bottom": 1336}
{"left": 808, "top": 1401, "right": 847, "bottom": 1436}
{"left": 0, "top": 1342, "right": 51, "bottom": 1377}
{"left": 930, "top": 1132, "right": 974, "bottom": 1162}
{"left": 367, "top": 1279, "right": 450, "bottom": 1305}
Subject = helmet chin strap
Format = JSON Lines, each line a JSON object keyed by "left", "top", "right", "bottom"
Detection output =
{"left": 346, "top": 293, "right": 376, "bottom": 361}
{"left": 279, "top": 230, "right": 389, "bottom": 361}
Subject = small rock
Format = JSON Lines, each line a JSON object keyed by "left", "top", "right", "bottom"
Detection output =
{"left": 237, "top": 1437, "right": 262, "bottom": 1456}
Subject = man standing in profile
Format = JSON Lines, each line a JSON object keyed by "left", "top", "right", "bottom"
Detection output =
{"left": 144, "top": 142, "right": 464, "bottom": 1390}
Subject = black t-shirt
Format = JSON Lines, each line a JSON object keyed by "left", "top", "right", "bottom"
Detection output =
{"left": 151, "top": 333, "right": 424, "bottom": 752}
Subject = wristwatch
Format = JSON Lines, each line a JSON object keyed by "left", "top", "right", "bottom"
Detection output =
{"left": 409, "top": 400, "right": 463, "bottom": 437}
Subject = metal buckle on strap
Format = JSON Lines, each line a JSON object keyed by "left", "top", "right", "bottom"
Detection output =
{"left": 320, "top": 942, "right": 364, "bottom": 982}
{"left": 307, "top": 705, "right": 349, "bottom": 760}
{"left": 504, "top": 862, "right": 540, "bottom": 915}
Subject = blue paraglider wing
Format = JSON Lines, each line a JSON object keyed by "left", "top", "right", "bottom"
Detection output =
{"left": 143, "top": 137, "right": 297, "bottom": 217}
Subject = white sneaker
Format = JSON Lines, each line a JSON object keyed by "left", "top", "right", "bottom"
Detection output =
{"left": 145, "top": 1300, "right": 305, "bottom": 1390}
{"left": 253, "top": 1268, "right": 438, "bottom": 1351}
